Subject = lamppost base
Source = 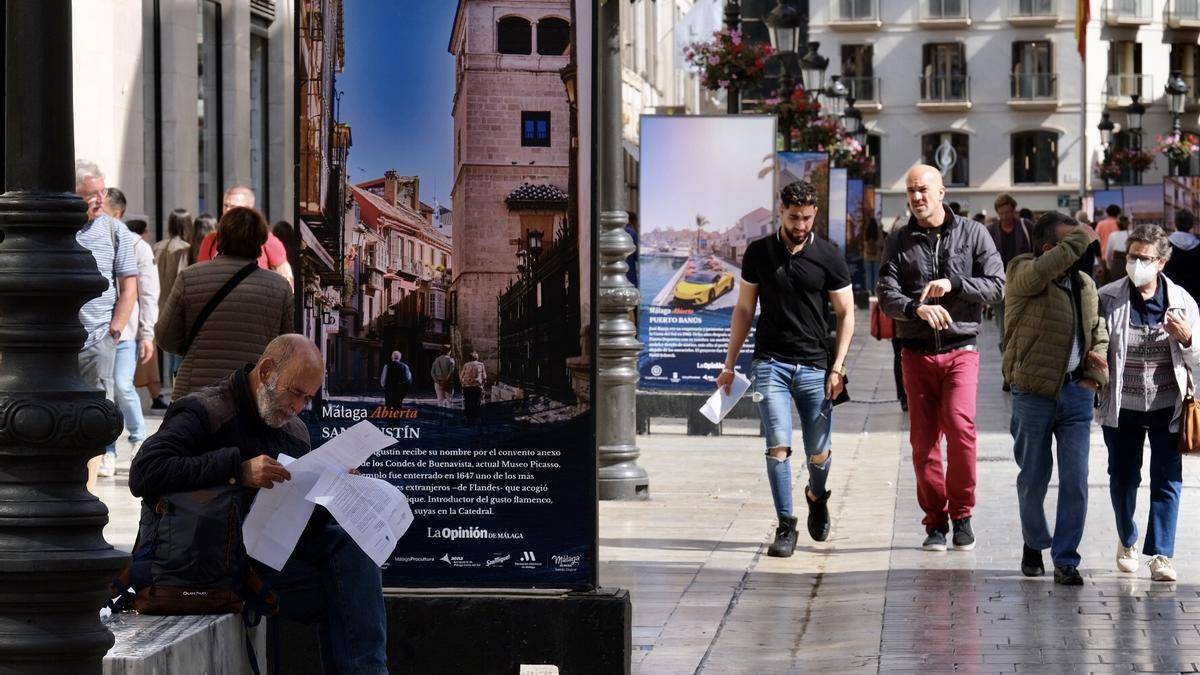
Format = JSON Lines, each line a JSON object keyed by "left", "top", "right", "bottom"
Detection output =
{"left": 599, "top": 452, "right": 650, "bottom": 501}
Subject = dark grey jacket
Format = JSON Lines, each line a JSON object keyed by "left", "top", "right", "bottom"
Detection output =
{"left": 876, "top": 206, "right": 1005, "bottom": 353}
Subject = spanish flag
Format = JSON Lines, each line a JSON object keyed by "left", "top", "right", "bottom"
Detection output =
{"left": 1075, "top": 0, "right": 1090, "bottom": 60}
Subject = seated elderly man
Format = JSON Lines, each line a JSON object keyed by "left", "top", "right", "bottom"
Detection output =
{"left": 129, "top": 334, "right": 388, "bottom": 675}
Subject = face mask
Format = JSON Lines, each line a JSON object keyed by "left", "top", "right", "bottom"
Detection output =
{"left": 1126, "top": 259, "right": 1158, "bottom": 288}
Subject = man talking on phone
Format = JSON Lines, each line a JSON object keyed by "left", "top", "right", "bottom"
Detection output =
{"left": 877, "top": 165, "right": 1005, "bottom": 552}
{"left": 1003, "top": 212, "right": 1108, "bottom": 585}
{"left": 717, "top": 180, "right": 854, "bottom": 557}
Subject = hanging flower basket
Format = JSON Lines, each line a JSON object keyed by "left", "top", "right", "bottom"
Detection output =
{"left": 756, "top": 84, "right": 821, "bottom": 128}
{"left": 683, "top": 30, "right": 773, "bottom": 93}
{"left": 1154, "top": 133, "right": 1200, "bottom": 165}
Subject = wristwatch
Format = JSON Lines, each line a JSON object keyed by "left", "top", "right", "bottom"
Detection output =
{"left": 721, "top": 367, "right": 735, "bottom": 376}
{"left": 831, "top": 363, "right": 848, "bottom": 377}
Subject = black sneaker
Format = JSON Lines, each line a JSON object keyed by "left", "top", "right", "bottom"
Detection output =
{"left": 1021, "top": 545, "right": 1045, "bottom": 577}
{"left": 1054, "top": 565, "right": 1083, "bottom": 586}
{"left": 150, "top": 395, "right": 170, "bottom": 410}
{"left": 805, "top": 489, "right": 832, "bottom": 542}
{"left": 922, "top": 528, "right": 948, "bottom": 552}
{"left": 951, "top": 517, "right": 976, "bottom": 551}
{"left": 767, "top": 516, "right": 799, "bottom": 558}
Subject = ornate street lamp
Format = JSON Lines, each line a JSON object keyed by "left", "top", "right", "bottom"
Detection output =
{"left": 1126, "top": 94, "right": 1145, "bottom": 184}
{"left": 765, "top": 0, "right": 803, "bottom": 151}
{"left": 1098, "top": 111, "right": 1115, "bottom": 190}
{"left": 799, "top": 41, "right": 828, "bottom": 100}
{"left": 1166, "top": 70, "right": 1191, "bottom": 176}
{"left": 724, "top": 0, "right": 742, "bottom": 114}
{"left": 825, "top": 75, "right": 848, "bottom": 119}
{"left": 843, "top": 96, "right": 865, "bottom": 144}
{"left": 527, "top": 228, "right": 545, "bottom": 260}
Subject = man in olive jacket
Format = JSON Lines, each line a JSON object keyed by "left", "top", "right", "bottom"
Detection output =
{"left": 1003, "top": 212, "right": 1109, "bottom": 586}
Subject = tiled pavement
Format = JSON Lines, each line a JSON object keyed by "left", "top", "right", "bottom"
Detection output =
{"left": 94, "top": 310, "right": 1200, "bottom": 674}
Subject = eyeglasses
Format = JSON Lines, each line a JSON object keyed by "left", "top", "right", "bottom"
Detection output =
{"left": 1128, "top": 254, "right": 1160, "bottom": 263}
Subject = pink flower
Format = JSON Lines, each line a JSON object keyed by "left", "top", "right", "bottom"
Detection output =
{"left": 718, "top": 79, "right": 730, "bottom": 88}
{"left": 708, "top": 55, "right": 720, "bottom": 65}
{"left": 731, "top": 33, "right": 742, "bottom": 45}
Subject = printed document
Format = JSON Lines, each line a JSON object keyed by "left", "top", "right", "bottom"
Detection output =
{"left": 698, "top": 373, "right": 751, "bottom": 424}
{"left": 243, "top": 421, "right": 413, "bottom": 570}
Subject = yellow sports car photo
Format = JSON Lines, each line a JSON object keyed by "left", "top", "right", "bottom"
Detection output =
{"left": 673, "top": 270, "right": 734, "bottom": 307}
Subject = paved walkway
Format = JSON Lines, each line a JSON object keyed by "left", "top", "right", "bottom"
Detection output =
{"left": 602, "top": 312, "right": 1200, "bottom": 674}
{"left": 94, "top": 309, "right": 1200, "bottom": 674}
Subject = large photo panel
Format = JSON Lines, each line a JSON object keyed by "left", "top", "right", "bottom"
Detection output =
{"left": 295, "top": 0, "right": 596, "bottom": 589}
{"left": 637, "top": 115, "right": 776, "bottom": 391}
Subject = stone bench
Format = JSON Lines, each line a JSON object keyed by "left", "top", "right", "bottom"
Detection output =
{"left": 103, "top": 612, "right": 265, "bottom": 675}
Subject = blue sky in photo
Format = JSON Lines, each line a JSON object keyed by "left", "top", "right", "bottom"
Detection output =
{"left": 639, "top": 116, "right": 777, "bottom": 234}
{"left": 338, "top": 1, "right": 457, "bottom": 209}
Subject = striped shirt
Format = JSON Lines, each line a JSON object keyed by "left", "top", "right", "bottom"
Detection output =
{"left": 76, "top": 214, "right": 138, "bottom": 349}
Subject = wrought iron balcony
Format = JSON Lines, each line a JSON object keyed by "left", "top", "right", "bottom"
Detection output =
{"left": 1008, "top": 0, "right": 1058, "bottom": 24}
{"left": 1104, "top": 0, "right": 1152, "bottom": 25}
{"left": 919, "top": 74, "right": 970, "bottom": 105}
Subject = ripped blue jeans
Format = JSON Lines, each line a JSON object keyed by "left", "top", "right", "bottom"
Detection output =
{"left": 751, "top": 358, "right": 832, "bottom": 519}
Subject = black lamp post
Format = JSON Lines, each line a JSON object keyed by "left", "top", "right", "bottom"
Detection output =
{"left": 1098, "top": 111, "right": 1115, "bottom": 190}
{"left": 843, "top": 96, "right": 865, "bottom": 145}
{"left": 0, "top": 2, "right": 129, "bottom": 672}
{"left": 1166, "top": 70, "right": 1191, "bottom": 177}
{"left": 765, "top": 0, "right": 802, "bottom": 151}
{"left": 1126, "top": 94, "right": 1145, "bottom": 184}
{"left": 724, "top": 0, "right": 742, "bottom": 114}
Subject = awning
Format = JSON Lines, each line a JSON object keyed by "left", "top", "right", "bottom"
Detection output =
{"left": 299, "top": 221, "right": 338, "bottom": 271}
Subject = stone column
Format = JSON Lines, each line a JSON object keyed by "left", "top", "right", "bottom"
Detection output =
{"left": 596, "top": 0, "right": 648, "bottom": 501}
{"left": 0, "top": 2, "right": 128, "bottom": 672}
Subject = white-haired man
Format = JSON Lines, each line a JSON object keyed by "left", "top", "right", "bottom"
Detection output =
{"left": 75, "top": 160, "right": 140, "bottom": 487}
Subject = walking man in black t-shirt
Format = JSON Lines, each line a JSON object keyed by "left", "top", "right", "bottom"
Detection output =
{"left": 717, "top": 180, "right": 854, "bottom": 558}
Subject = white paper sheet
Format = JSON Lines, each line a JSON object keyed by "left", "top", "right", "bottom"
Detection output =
{"left": 698, "top": 373, "right": 751, "bottom": 424}
{"left": 242, "top": 421, "right": 410, "bottom": 570}
{"left": 306, "top": 472, "right": 414, "bottom": 567}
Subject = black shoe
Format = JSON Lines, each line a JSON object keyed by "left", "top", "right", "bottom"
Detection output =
{"left": 951, "top": 517, "right": 976, "bottom": 551}
{"left": 922, "top": 528, "right": 948, "bottom": 552}
{"left": 805, "top": 489, "right": 832, "bottom": 542}
{"left": 767, "top": 516, "right": 799, "bottom": 558}
{"left": 150, "top": 395, "right": 170, "bottom": 409}
{"left": 899, "top": 398, "right": 909, "bottom": 412}
{"left": 1021, "top": 545, "right": 1045, "bottom": 577}
{"left": 1054, "top": 564, "right": 1083, "bottom": 586}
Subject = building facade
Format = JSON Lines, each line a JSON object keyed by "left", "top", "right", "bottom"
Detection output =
{"left": 806, "top": 0, "right": 1200, "bottom": 218}
{"left": 72, "top": 0, "right": 296, "bottom": 232}
{"left": 448, "top": 0, "right": 573, "bottom": 373}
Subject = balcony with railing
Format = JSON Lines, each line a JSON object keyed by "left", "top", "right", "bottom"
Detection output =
{"left": 1008, "top": 0, "right": 1058, "bottom": 25}
{"left": 920, "top": 0, "right": 971, "bottom": 28}
{"left": 830, "top": 0, "right": 881, "bottom": 29}
{"left": 918, "top": 74, "right": 971, "bottom": 111}
{"left": 1009, "top": 73, "right": 1058, "bottom": 109}
{"left": 1168, "top": 0, "right": 1200, "bottom": 27}
{"left": 841, "top": 76, "right": 881, "bottom": 110}
{"left": 1104, "top": 0, "right": 1152, "bottom": 25}
{"left": 1104, "top": 73, "right": 1152, "bottom": 107}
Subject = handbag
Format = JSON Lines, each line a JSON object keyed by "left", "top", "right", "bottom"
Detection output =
{"left": 870, "top": 301, "right": 894, "bottom": 341}
{"left": 1180, "top": 373, "right": 1200, "bottom": 454}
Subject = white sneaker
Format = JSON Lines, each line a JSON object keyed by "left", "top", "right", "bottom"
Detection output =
{"left": 1117, "top": 543, "right": 1139, "bottom": 573}
{"left": 1149, "top": 555, "right": 1177, "bottom": 582}
{"left": 97, "top": 453, "right": 116, "bottom": 478}
{"left": 128, "top": 440, "right": 142, "bottom": 457}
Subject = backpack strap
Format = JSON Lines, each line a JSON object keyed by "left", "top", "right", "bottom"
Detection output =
{"left": 184, "top": 262, "right": 258, "bottom": 355}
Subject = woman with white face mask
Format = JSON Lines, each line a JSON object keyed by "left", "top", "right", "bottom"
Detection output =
{"left": 1098, "top": 224, "right": 1200, "bottom": 582}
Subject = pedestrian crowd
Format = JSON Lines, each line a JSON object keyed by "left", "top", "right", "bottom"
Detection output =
{"left": 720, "top": 164, "right": 1200, "bottom": 586}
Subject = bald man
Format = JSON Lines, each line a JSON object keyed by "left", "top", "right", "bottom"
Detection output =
{"left": 877, "top": 165, "right": 1005, "bottom": 553}
{"left": 130, "top": 335, "right": 389, "bottom": 674}
{"left": 194, "top": 186, "right": 294, "bottom": 288}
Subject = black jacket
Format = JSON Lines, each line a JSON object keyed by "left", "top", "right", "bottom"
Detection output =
{"left": 876, "top": 206, "right": 1005, "bottom": 353}
{"left": 129, "top": 365, "right": 311, "bottom": 499}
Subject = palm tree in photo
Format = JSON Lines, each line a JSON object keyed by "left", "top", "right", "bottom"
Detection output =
{"left": 695, "top": 213, "right": 709, "bottom": 254}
